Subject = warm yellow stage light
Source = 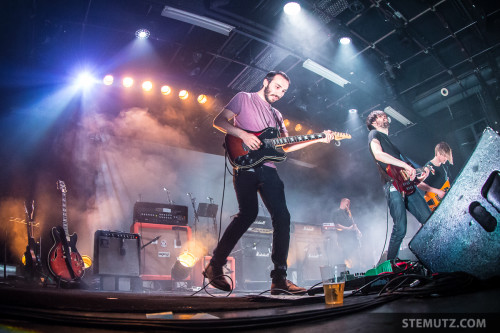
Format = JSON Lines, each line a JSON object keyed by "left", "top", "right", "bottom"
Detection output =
{"left": 123, "top": 77, "right": 134, "bottom": 88}
{"left": 161, "top": 85, "right": 172, "bottom": 95}
{"left": 283, "top": 119, "right": 290, "bottom": 127}
{"left": 103, "top": 75, "right": 114, "bottom": 85}
{"left": 307, "top": 129, "right": 314, "bottom": 135}
{"left": 179, "top": 90, "right": 189, "bottom": 100}
{"left": 81, "top": 255, "right": 92, "bottom": 269}
{"left": 142, "top": 81, "right": 153, "bottom": 92}
{"left": 197, "top": 94, "right": 207, "bottom": 104}
{"left": 295, "top": 124, "right": 302, "bottom": 132}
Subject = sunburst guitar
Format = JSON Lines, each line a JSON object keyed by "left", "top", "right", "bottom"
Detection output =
{"left": 424, "top": 179, "right": 451, "bottom": 211}
{"left": 48, "top": 180, "right": 85, "bottom": 282}
{"left": 225, "top": 127, "right": 351, "bottom": 169}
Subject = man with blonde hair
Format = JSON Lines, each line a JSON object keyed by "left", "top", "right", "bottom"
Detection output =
{"left": 418, "top": 142, "right": 454, "bottom": 211}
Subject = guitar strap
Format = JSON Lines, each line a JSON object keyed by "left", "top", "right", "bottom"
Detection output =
{"left": 270, "top": 106, "right": 284, "bottom": 135}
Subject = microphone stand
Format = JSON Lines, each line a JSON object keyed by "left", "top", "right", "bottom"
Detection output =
{"left": 208, "top": 197, "right": 218, "bottom": 236}
{"left": 187, "top": 193, "right": 200, "bottom": 244}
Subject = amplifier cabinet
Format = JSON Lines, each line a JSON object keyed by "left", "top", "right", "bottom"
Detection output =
{"left": 290, "top": 223, "right": 327, "bottom": 284}
{"left": 93, "top": 230, "right": 141, "bottom": 277}
{"left": 234, "top": 234, "right": 273, "bottom": 289}
{"left": 131, "top": 222, "right": 192, "bottom": 280}
{"left": 133, "top": 202, "right": 188, "bottom": 225}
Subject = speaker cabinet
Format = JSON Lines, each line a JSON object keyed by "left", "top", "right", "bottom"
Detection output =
{"left": 234, "top": 234, "right": 273, "bottom": 289}
{"left": 93, "top": 230, "right": 141, "bottom": 277}
{"left": 130, "top": 222, "right": 192, "bottom": 280}
{"left": 290, "top": 224, "right": 327, "bottom": 284}
{"left": 410, "top": 128, "right": 500, "bottom": 279}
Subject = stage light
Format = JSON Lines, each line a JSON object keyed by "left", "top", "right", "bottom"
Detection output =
{"left": 295, "top": 123, "right": 302, "bottom": 132}
{"left": 75, "top": 72, "right": 95, "bottom": 88}
{"left": 135, "top": 28, "right": 150, "bottom": 39}
{"left": 123, "top": 77, "right": 134, "bottom": 88}
{"left": 81, "top": 255, "right": 92, "bottom": 269}
{"left": 161, "top": 85, "right": 172, "bottom": 95}
{"left": 339, "top": 37, "right": 351, "bottom": 45}
{"left": 103, "top": 75, "right": 114, "bottom": 85}
{"left": 283, "top": 119, "right": 290, "bottom": 127}
{"left": 179, "top": 90, "right": 189, "bottom": 100}
{"left": 303, "top": 59, "right": 350, "bottom": 87}
{"left": 161, "top": 6, "right": 235, "bottom": 36}
{"left": 142, "top": 81, "right": 153, "bottom": 92}
{"left": 197, "top": 94, "right": 207, "bottom": 104}
{"left": 171, "top": 251, "right": 197, "bottom": 281}
{"left": 384, "top": 106, "right": 413, "bottom": 126}
{"left": 284, "top": 2, "right": 301, "bottom": 15}
{"left": 307, "top": 129, "right": 314, "bottom": 135}
{"left": 349, "top": 108, "right": 358, "bottom": 113}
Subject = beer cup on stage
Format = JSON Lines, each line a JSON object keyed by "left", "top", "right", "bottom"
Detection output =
{"left": 320, "top": 264, "right": 346, "bottom": 305}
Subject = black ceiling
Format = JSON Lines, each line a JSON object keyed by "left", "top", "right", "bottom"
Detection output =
{"left": 2, "top": 0, "right": 500, "bottom": 155}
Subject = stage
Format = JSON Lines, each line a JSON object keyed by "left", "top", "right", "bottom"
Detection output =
{"left": 1, "top": 270, "right": 499, "bottom": 332}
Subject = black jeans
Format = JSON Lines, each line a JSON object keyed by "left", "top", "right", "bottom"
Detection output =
{"left": 211, "top": 166, "right": 291, "bottom": 280}
{"left": 384, "top": 182, "right": 431, "bottom": 260}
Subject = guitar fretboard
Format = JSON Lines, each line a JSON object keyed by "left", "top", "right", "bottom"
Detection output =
{"left": 270, "top": 133, "right": 326, "bottom": 146}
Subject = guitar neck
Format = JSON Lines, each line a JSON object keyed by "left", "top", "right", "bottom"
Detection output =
{"left": 61, "top": 192, "right": 70, "bottom": 241}
{"left": 271, "top": 132, "right": 326, "bottom": 147}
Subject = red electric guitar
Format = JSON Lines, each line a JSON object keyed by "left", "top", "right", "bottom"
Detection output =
{"left": 48, "top": 180, "right": 85, "bottom": 282}
{"left": 386, "top": 164, "right": 433, "bottom": 196}
{"left": 225, "top": 127, "right": 351, "bottom": 169}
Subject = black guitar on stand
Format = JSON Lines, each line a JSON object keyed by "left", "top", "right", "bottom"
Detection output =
{"left": 23, "top": 200, "right": 41, "bottom": 280}
{"left": 48, "top": 180, "right": 85, "bottom": 284}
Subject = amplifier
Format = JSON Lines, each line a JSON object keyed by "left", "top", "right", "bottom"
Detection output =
{"left": 93, "top": 230, "right": 141, "bottom": 277}
{"left": 133, "top": 202, "right": 188, "bottom": 225}
{"left": 292, "top": 223, "right": 323, "bottom": 236}
{"left": 247, "top": 216, "right": 273, "bottom": 235}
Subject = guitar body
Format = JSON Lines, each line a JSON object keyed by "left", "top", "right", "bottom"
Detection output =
{"left": 424, "top": 179, "right": 451, "bottom": 211}
{"left": 225, "top": 127, "right": 286, "bottom": 169}
{"left": 386, "top": 165, "right": 418, "bottom": 196}
{"left": 24, "top": 238, "right": 40, "bottom": 278}
{"left": 48, "top": 225, "right": 85, "bottom": 282}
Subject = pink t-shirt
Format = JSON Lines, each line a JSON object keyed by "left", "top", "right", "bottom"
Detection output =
{"left": 225, "top": 92, "right": 288, "bottom": 168}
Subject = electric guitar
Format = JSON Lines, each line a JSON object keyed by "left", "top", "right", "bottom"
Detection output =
{"left": 48, "top": 180, "right": 85, "bottom": 282}
{"left": 386, "top": 164, "right": 433, "bottom": 196}
{"left": 424, "top": 179, "right": 451, "bottom": 211}
{"left": 225, "top": 127, "right": 352, "bottom": 169}
{"left": 24, "top": 200, "right": 41, "bottom": 279}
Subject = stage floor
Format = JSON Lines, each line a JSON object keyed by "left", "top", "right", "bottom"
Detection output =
{"left": 1, "top": 272, "right": 499, "bottom": 332}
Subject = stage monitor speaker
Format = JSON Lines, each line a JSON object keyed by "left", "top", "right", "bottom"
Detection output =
{"left": 93, "top": 230, "right": 141, "bottom": 277}
{"left": 410, "top": 128, "right": 499, "bottom": 279}
{"left": 234, "top": 234, "right": 273, "bottom": 288}
{"left": 131, "top": 222, "right": 192, "bottom": 280}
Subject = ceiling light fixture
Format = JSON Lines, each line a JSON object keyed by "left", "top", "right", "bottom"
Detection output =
{"left": 384, "top": 106, "right": 413, "bottom": 126}
{"left": 161, "top": 6, "right": 235, "bottom": 36}
{"left": 303, "top": 59, "right": 350, "bottom": 87}
{"left": 339, "top": 36, "right": 351, "bottom": 45}
{"left": 284, "top": 2, "right": 301, "bottom": 15}
{"left": 135, "top": 29, "right": 150, "bottom": 39}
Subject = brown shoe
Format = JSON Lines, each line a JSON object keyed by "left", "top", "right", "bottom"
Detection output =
{"left": 270, "top": 279, "right": 306, "bottom": 295}
{"left": 203, "top": 263, "right": 231, "bottom": 291}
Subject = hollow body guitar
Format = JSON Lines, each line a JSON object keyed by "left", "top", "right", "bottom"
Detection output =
{"left": 386, "top": 164, "right": 432, "bottom": 196}
{"left": 225, "top": 127, "right": 351, "bottom": 169}
{"left": 48, "top": 180, "right": 85, "bottom": 282}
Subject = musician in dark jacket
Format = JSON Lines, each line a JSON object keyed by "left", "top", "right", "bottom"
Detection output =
{"left": 205, "top": 71, "right": 335, "bottom": 294}
{"left": 366, "top": 110, "right": 431, "bottom": 260}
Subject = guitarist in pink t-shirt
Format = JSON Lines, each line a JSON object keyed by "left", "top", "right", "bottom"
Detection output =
{"left": 204, "top": 71, "right": 337, "bottom": 295}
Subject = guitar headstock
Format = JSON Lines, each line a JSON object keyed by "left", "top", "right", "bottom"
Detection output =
{"left": 57, "top": 180, "right": 67, "bottom": 193}
{"left": 333, "top": 132, "right": 352, "bottom": 141}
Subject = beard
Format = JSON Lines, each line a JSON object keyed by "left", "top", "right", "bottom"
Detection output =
{"left": 264, "top": 85, "right": 279, "bottom": 104}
